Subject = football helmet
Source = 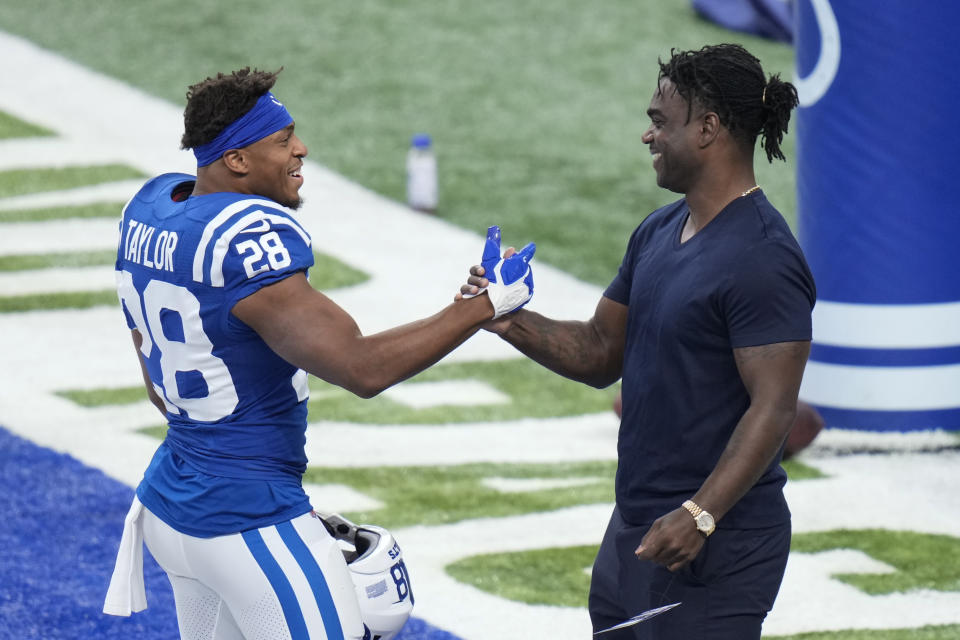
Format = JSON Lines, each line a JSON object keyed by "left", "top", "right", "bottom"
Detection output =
{"left": 318, "top": 512, "right": 413, "bottom": 640}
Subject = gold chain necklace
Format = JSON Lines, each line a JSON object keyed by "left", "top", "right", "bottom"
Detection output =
{"left": 741, "top": 185, "right": 760, "bottom": 197}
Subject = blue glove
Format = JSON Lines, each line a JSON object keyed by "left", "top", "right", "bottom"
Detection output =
{"left": 479, "top": 225, "right": 536, "bottom": 318}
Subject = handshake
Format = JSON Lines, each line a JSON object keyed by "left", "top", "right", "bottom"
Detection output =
{"left": 461, "top": 225, "right": 536, "bottom": 319}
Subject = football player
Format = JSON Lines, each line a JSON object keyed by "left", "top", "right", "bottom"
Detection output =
{"left": 104, "top": 67, "right": 535, "bottom": 640}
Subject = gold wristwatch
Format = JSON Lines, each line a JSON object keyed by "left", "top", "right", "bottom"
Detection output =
{"left": 682, "top": 500, "right": 716, "bottom": 537}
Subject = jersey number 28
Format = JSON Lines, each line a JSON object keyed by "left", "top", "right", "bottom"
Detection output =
{"left": 117, "top": 270, "right": 239, "bottom": 421}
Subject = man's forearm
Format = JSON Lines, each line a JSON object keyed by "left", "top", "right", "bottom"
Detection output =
{"left": 692, "top": 340, "right": 809, "bottom": 521}
{"left": 499, "top": 309, "right": 622, "bottom": 388}
{"left": 691, "top": 403, "right": 796, "bottom": 521}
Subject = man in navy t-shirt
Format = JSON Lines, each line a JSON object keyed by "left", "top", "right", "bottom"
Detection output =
{"left": 461, "top": 44, "right": 815, "bottom": 638}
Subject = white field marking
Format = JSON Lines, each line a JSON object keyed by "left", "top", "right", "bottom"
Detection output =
{"left": 767, "top": 550, "right": 960, "bottom": 634}
{"left": 395, "top": 504, "right": 613, "bottom": 640}
{"left": 785, "top": 451, "right": 959, "bottom": 537}
{"left": 0, "top": 180, "right": 141, "bottom": 211}
{"left": 0, "top": 266, "right": 115, "bottom": 295}
{"left": 304, "top": 414, "right": 620, "bottom": 467}
{"left": 480, "top": 476, "right": 605, "bottom": 493}
{"left": 0, "top": 137, "right": 139, "bottom": 171}
{"left": 0, "top": 218, "right": 120, "bottom": 255}
{"left": 1, "top": 28, "right": 959, "bottom": 640}
{"left": 381, "top": 380, "right": 511, "bottom": 409}
{"left": 0, "top": 387, "right": 166, "bottom": 487}
{"left": 301, "top": 483, "right": 385, "bottom": 513}
{"left": 0, "top": 307, "right": 134, "bottom": 391}
{"left": 809, "top": 427, "right": 960, "bottom": 454}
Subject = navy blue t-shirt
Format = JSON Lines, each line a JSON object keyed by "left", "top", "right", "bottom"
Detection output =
{"left": 604, "top": 190, "right": 815, "bottom": 529}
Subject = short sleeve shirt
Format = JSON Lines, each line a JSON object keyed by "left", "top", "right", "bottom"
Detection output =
{"left": 604, "top": 191, "right": 815, "bottom": 528}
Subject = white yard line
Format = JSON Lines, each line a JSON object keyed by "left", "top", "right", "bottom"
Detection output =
{"left": 0, "top": 217, "right": 121, "bottom": 255}
{"left": 0, "top": 137, "right": 140, "bottom": 171}
{"left": 304, "top": 415, "right": 619, "bottom": 467}
{"left": 0, "top": 180, "right": 142, "bottom": 211}
{"left": 1, "top": 29, "right": 959, "bottom": 639}
{"left": 0, "top": 265, "right": 116, "bottom": 295}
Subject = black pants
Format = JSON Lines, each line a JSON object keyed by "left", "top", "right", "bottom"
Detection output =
{"left": 588, "top": 507, "right": 790, "bottom": 640}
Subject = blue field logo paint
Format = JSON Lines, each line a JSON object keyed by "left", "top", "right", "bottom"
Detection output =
{"left": 0, "top": 425, "right": 456, "bottom": 640}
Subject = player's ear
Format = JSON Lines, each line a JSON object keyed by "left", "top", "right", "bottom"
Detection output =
{"left": 698, "top": 111, "right": 721, "bottom": 148}
{"left": 221, "top": 149, "right": 248, "bottom": 175}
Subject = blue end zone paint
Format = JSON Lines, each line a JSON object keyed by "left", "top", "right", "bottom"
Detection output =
{"left": 0, "top": 425, "right": 177, "bottom": 639}
{"left": 0, "top": 426, "right": 462, "bottom": 640}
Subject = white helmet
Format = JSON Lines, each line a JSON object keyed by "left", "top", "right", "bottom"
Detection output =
{"left": 319, "top": 513, "right": 413, "bottom": 640}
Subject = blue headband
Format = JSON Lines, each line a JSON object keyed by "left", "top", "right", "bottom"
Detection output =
{"left": 193, "top": 92, "right": 294, "bottom": 167}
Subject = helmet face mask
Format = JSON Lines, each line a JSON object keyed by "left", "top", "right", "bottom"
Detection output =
{"left": 317, "top": 513, "right": 414, "bottom": 640}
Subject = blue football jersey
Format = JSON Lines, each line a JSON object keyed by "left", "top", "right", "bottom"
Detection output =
{"left": 116, "top": 173, "right": 315, "bottom": 536}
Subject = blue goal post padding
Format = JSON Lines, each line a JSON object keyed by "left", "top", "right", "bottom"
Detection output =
{"left": 794, "top": 0, "right": 960, "bottom": 431}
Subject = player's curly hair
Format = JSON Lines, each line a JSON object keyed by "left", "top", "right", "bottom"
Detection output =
{"left": 658, "top": 44, "right": 798, "bottom": 162}
{"left": 180, "top": 67, "right": 282, "bottom": 150}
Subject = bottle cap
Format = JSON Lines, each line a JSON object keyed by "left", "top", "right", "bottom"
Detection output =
{"left": 411, "top": 133, "right": 432, "bottom": 149}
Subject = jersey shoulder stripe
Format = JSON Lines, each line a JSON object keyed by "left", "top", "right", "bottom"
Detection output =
{"left": 192, "top": 199, "right": 312, "bottom": 287}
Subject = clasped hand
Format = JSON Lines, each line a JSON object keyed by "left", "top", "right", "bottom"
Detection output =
{"left": 459, "top": 225, "right": 536, "bottom": 319}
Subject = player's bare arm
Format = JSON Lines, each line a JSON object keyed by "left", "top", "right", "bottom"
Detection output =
{"left": 636, "top": 340, "right": 810, "bottom": 571}
{"left": 130, "top": 329, "right": 167, "bottom": 416}
{"left": 233, "top": 271, "right": 495, "bottom": 398}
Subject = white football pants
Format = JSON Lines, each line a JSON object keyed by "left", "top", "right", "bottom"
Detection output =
{"left": 142, "top": 508, "right": 365, "bottom": 640}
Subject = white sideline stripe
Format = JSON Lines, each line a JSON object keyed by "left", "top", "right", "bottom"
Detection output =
{"left": 0, "top": 266, "right": 115, "bottom": 295}
{"left": 0, "top": 218, "right": 119, "bottom": 255}
{"left": 481, "top": 476, "right": 604, "bottom": 493}
{"left": 800, "top": 360, "right": 960, "bottom": 410}
{"left": 381, "top": 380, "right": 511, "bottom": 409}
{"left": 304, "top": 413, "right": 620, "bottom": 467}
{"left": 302, "top": 483, "right": 385, "bottom": 512}
{"left": 807, "top": 427, "right": 960, "bottom": 454}
{"left": 813, "top": 300, "right": 960, "bottom": 349}
{"left": 0, "top": 180, "right": 142, "bottom": 212}
{"left": 259, "top": 526, "right": 329, "bottom": 635}
{"left": 0, "top": 137, "right": 133, "bottom": 171}
{"left": 0, "top": 32, "right": 195, "bottom": 175}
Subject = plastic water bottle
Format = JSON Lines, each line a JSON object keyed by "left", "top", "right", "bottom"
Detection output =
{"left": 406, "top": 133, "right": 437, "bottom": 213}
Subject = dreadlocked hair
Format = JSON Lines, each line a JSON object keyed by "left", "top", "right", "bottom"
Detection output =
{"left": 180, "top": 67, "right": 283, "bottom": 150}
{"left": 658, "top": 44, "right": 798, "bottom": 163}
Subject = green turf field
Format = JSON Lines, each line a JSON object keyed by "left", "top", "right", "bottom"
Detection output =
{"left": 0, "top": 0, "right": 795, "bottom": 285}
{"left": 0, "top": 121, "right": 368, "bottom": 312}
{"left": 1, "top": 5, "right": 955, "bottom": 638}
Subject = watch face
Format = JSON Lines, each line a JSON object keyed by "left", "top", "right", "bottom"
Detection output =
{"left": 696, "top": 512, "right": 715, "bottom": 533}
